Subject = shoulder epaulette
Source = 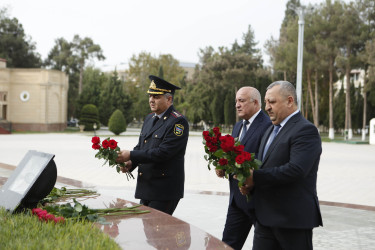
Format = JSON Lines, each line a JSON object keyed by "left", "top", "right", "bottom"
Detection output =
{"left": 171, "top": 111, "right": 182, "bottom": 118}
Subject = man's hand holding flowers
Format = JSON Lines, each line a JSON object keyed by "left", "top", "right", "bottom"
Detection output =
{"left": 119, "top": 160, "right": 132, "bottom": 173}
{"left": 237, "top": 169, "right": 255, "bottom": 195}
{"left": 202, "top": 127, "right": 262, "bottom": 201}
{"left": 116, "top": 150, "right": 131, "bottom": 163}
{"left": 91, "top": 136, "right": 134, "bottom": 180}
{"left": 216, "top": 168, "right": 225, "bottom": 178}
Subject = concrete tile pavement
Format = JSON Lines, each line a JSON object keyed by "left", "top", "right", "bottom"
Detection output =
{"left": 1, "top": 129, "right": 375, "bottom": 249}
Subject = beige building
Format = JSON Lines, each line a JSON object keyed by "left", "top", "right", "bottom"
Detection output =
{"left": 0, "top": 59, "right": 69, "bottom": 132}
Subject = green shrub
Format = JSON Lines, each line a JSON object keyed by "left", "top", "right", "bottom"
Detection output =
{"left": 108, "top": 109, "right": 127, "bottom": 135}
{"left": 0, "top": 208, "right": 120, "bottom": 249}
{"left": 79, "top": 104, "right": 100, "bottom": 131}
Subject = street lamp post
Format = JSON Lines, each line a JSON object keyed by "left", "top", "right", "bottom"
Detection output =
{"left": 294, "top": 6, "right": 305, "bottom": 111}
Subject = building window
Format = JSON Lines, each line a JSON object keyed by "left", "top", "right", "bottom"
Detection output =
{"left": 0, "top": 91, "right": 7, "bottom": 102}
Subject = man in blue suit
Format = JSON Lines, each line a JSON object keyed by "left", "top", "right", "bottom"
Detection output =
{"left": 216, "top": 86, "right": 271, "bottom": 250}
{"left": 240, "top": 81, "right": 323, "bottom": 249}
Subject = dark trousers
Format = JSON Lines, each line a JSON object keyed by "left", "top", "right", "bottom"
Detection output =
{"left": 222, "top": 202, "right": 254, "bottom": 250}
{"left": 140, "top": 199, "right": 180, "bottom": 215}
{"left": 252, "top": 222, "right": 313, "bottom": 250}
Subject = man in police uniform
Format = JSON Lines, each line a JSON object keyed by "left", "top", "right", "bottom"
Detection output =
{"left": 117, "top": 75, "right": 189, "bottom": 215}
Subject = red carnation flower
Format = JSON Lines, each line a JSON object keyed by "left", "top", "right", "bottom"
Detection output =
{"left": 221, "top": 138, "right": 235, "bottom": 152}
{"left": 109, "top": 139, "right": 118, "bottom": 150}
{"left": 203, "top": 131, "right": 209, "bottom": 137}
{"left": 219, "top": 158, "right": 228, "bottom": 166}
{"left": 91, "top": 136, "right": 100, "bottom": 144}
{"left": 37, "top": 210, "right": 48, "bottom": 217}
{"left": 234, "top": 145, "right": 245, "bottom": 154}
{"left": 209, "top": 145, "right": 218, "bottom": 152}
{"left": 92, "top": 143, "right": 101, "bottom": 150}
{"left": 242, "top": 151, "right": 252, "bottom": 161}
{"left": 213, "top": 127, "right": 220, "bottom": 135}
{"left": 211, "top": 137, "right": 218, "bottom": 144}
{"left": 102, "top": 140, "right": 109, "bottom": 149}
{"left": 54, "top": 216, "right": 65, "bottom": 224}
{"left": 32, "top": 208, "right": 43, "bottom": 215}
{"left": 45, "top": 213, "right": 55, "bottom": 221}
{"left": 235, "top": 154, "right": 246, "bottom": 164}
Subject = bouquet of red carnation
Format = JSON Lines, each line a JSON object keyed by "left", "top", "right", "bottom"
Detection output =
{"left": 91, "top": 136, "right": 134, "bottom": 180}
{"left": 32, "top": 208, "right": 65, "bottom": 224}
{"left": 202, "top": 127, "right": 261, "bottom": 189}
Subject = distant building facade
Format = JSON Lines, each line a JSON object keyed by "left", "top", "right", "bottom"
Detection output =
{"left": 334, "top": 69, "right": 365, "bottom": 95}
{"left": 0, "top": 59, "right": 69, "bottom": 132}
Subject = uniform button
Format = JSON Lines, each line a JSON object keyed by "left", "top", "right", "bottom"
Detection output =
{"left": 139, "top": 172, "right": 143, "bottom": 176}
{"left": 162, "top": 173, "right": 165, "bottom": 176}
{"left": 155, "top": 135, "right": 158, "bottom": 138}
{"left": 144, "top": 140, "right": 147, "bottom": 143}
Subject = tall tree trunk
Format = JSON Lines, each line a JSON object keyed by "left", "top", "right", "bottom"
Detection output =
{"left": 362, "top": 75, "right": 367, "bottom": 141}
{"left": 307, "top": 68, "right": 317, "bottom": 126}
{"left": 345, "top": 58, "right": 352, "bottom": 139}
{"left": 314, "top": 70, "right": 319, "bottom": 131}
{"left": 79, "top": 65, "right": 84, "bottom": 95}
{"left": 328, "top": 57, "right": 334, "bottom": 139}
{"left": 304, "top": 88, "right": 309, "bottom": 118}
{"left": 284, "top": 71, "right": 287, "bottom": 81}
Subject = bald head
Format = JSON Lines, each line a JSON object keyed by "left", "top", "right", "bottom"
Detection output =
{"left": 235, "top": 87, "right": 261, "bottom": 120}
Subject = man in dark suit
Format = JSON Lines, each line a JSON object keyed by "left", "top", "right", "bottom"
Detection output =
{"left": 117, "top": 75, "right": 189, "bottom": 215}
{"left": 240, "top": 81, "right": 323, "bottom": 250}
{"left": 216, "top": 86, "right": 271, "bottom": 250}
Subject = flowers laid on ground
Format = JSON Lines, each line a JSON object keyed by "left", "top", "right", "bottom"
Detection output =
{"left": 43, "top": 198, "right": 149, "bottom": 223}
{"left": 202, "top": 127, "right": 262, "bottom": 191}
{"left": 91, "top": 136, "right": 134, "bottom": 180}
{"left": 31, "top": 208, "right": 65, "bottom": 224}
{"left": 41, "top": 187, "right": 99, "bottom": 204}
{"left": 35, "top": 187, "right": 150, "bottom": 223}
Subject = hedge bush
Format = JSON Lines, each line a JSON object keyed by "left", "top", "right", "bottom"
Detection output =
{"left": 79, "top": 104, "right": 100, "bottom": 131}
{"left": 108, "top": 109, "right": 127, "bottom": 135}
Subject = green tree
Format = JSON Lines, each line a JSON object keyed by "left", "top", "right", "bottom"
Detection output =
{"left": 335, "top": 2, "right": 364, "bottom": 138}
{"left": 44, "top": 38, "right": 76, "bottom": 73}
{"left": 77, "top": 67, "right": 106, "bottom": 118}
{"left": 108, "top": 109, "right": 127, "bottom": 135}
{"left": 0, "top": 7, "right": 41, "bottom": 68}
{"left": 99, "top": 70, "right": 132, "bottom": 126}
{"left": 357, "top": 0, "right": 375, "bottom": 137}
{"left": 79, "top": 104, "right": 100, "bottom": 131}
{"left": 314, "top": 0, "right": 343, "bottom": 138}
{"left": 224, "top": 90, "right": 236, "bottom": 126}
{"left": 333, "top": 83, "right": 345, "bottom": 130}
{"left": 71, "top": 35, "right": 105, "bottom": 95}
{"left": 189, "top": 24, "right": 270, "bottom": 125}
{"left": 45, "top": 35, "right": 105, "bottom": 119}
{"left": 125, "top": 52, "right": 185, "bottom": 121}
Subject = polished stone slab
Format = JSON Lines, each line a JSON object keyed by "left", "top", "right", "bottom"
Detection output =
{"left": 0, "top": 163, "right": 232, "bottom": 250}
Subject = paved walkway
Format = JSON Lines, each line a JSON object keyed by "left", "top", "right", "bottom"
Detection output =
{"left": 1, "top": 129, "right": 375, "bottom": 249}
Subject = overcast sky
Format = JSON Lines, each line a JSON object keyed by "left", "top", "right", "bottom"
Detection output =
{"left": 3, "top": 0, "right": 330, "bottom": 70}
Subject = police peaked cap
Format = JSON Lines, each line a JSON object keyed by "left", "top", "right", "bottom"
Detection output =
{"left": 147, "top": 75, "right": 181, "bottom": 95}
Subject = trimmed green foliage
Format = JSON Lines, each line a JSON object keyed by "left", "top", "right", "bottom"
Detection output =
{"left": 108, "top": 109, "right": 127, "bottom": 135}
{"left": 79, "top": 104, "right": 100, "bottom": 131}
{"left": 0, "top": 208, "right": 120, "bottom": 250}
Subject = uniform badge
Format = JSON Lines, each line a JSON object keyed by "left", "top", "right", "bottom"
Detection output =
{"left": 174, "top": 124, "right": 184, "bottom": 136}
{"left": 175, "top": 232, "right": 186, "bottom": 247}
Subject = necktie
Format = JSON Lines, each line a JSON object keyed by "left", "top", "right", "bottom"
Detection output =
{"left": 239, "top": 120, "right": 250, "bottom": 142}
{"left": 152, "top": 116, "right": 159, "bottom": 127}
{"left": 263, "top": 124, "right": 281, "bottom": 159}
